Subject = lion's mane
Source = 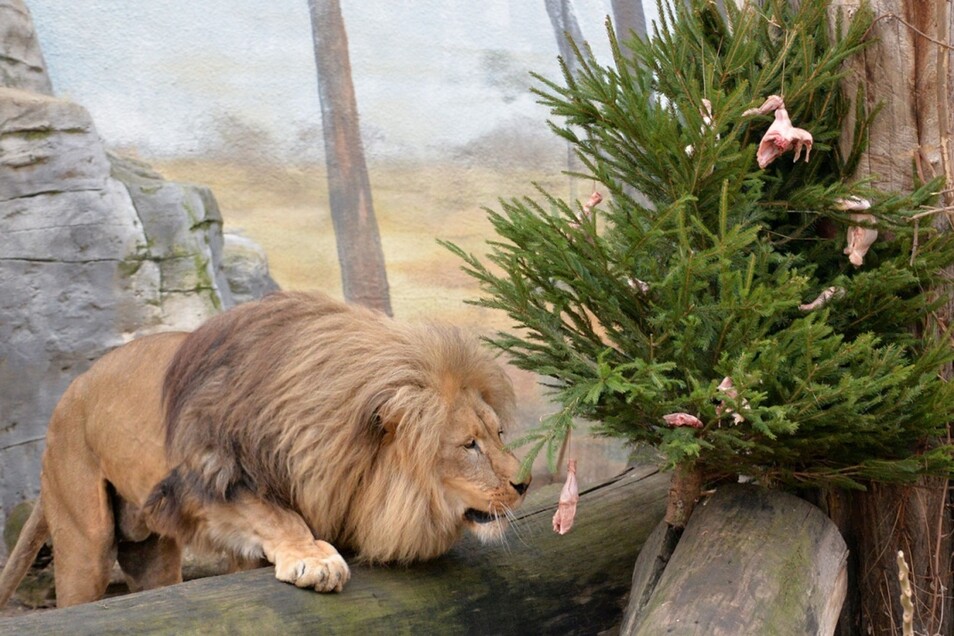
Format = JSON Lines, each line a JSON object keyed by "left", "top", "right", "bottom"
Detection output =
{"left": 144, "top": 291, "right": 516, "bottom": 563}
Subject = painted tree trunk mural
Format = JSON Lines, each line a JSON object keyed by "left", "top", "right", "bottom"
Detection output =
{"left": 544, "top": 0, "right": 587, "bottom": 199}
{"left": 307, "top": 0, "right": 392, "bottom": 316}
{"left": 609, "top": 1, "right": 648, "bottom": 207}
{"left": 610, "top": 0, "right": 647, "bottom": 44}
{"left": 544, "top": 0, "right": 586, "bottom": 68}
{"left": 830, "top": 2, "right": 953, "bottom": 634}
{"left": 545, "top": 1, "right": 647, "bottom": 201}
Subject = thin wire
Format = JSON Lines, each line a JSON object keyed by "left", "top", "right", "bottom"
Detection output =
{"left": 780, "top": 31, "right": 791, "bottom": 97}
{"left": 865, "top": 13, "right": 954, "bottom": 51}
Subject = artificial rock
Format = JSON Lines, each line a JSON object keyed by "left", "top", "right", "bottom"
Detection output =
{"left": 0, "top": 5, "right": 277, "bottom": 538}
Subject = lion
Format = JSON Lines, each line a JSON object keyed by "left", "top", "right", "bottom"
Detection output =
{"left": 0, "top": 291, "right": 530, "bottom": 608}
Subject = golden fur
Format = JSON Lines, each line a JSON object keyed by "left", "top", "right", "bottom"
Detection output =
{"left": 0, "top": 292, "right": 528, "bottom": 607}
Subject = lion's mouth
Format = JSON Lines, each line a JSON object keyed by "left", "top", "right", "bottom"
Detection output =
{"left": 464, "top": 508, "right": 497, "bottom": 524}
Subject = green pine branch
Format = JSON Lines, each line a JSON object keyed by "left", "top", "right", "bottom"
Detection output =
{"left": 444, "top": 0, "right": 954, "bottom": 489}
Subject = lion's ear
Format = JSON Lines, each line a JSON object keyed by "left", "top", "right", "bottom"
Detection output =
{"left": 375, "top": 415, "right": 401, "bottom": 444}
{"left": 364, "top": 389, "right": 405, "bottom": 446}
{"left": 377, "top": 407, "right": 405, "bottom": 445}
{"left": 365, "top": 384, "right": 424, "bottom": 446}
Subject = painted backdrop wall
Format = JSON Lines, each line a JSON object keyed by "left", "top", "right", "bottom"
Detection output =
{"left": 23, "top": 0, "right": 658, "bottom": 485}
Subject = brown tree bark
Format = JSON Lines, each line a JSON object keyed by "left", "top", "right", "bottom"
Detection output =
{"left": 663, "top": 462, "right": 703, "bottom": 528}
{"left": 829, "top": 2, "right": 953, "bottom": 634}
{"left": 307, "top": 0, "right": 392, "bottom": 316}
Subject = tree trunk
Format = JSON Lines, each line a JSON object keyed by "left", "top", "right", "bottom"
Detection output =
{"left": 307, "top": 0, "right": 392, "bottom": 316}
{"left": 0, "top": 466, "right": 668, "bottom": 634}
{"left": 663, "top": 462, "right": 702, "bottom": 528}
{"left": 622, "top": 484, "right": 849, "bottom": 635}
{"left": 830, "top": 2, "right": 953, "bottom": 634}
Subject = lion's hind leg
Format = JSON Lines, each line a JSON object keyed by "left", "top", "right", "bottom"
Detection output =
{"left": 41, "top": 470, "right": 116, "bottom": 607}
{"left": 37, "top": 378, "right": 124, "bottom": 607}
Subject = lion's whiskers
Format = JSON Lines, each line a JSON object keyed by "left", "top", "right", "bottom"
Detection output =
{"left": 489, "top": 510, "right": 512, "bottom": 555}
{"left": 500, "top": 505, "right": 530, "bottom": 549}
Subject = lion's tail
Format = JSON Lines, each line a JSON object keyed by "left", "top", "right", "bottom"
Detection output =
{"left": 0, "top": 497, "right": 49, "bottom": 608}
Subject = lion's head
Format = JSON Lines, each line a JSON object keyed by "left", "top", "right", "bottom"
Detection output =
{"left": 439, "top": 383, "right": 528, "bottom": 543}
{"left": 345, "top": 353, "right": 529, "bottom": 561}
{"left": 151, "top": 292, "right": 530, "bottom": 565}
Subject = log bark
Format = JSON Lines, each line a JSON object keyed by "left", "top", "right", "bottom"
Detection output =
{"left": 0, "top": 466, "right": 668, "bottom": 634}
{"left": 830, "top": 3, "right": 954, "bottom": 634}
{"left": 622, "top": 484, "right": 848, "bottom": 636}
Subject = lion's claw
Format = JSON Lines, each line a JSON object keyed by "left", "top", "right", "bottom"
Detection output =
{"left": 273, "top": 540, "right": 351, "bottom": 593}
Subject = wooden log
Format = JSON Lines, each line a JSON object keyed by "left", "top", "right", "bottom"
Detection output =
{"left": 622, "top": 484, "right": 848, "bottom": 636}
{"left": 0, "top": 465, "right": 668, "bottom": 634}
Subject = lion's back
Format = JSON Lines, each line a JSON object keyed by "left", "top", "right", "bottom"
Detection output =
{"left": 156, "top": 293, "right": 391, "bottom": 512}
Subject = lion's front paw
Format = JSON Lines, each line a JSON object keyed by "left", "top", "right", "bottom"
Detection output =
{"left": 272, "top": 540, "right": 351, "bottom": 593}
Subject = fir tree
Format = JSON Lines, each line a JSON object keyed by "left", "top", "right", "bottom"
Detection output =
{"left": 444, "top": 0, "right": 954, "bottom": 504}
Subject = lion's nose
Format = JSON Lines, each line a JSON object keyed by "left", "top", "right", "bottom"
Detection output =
{"left": 510, "top": 479, "right": 530, "bottom": 496}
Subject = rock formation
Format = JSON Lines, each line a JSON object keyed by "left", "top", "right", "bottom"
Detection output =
{"left": 222, "top": 233, "right": 280, "bottom": 304}
{"left": 0, "top": 0, "right": 276, "bottom": 543}
{"left": 0, "top": 0, "right": 52, "bottom": 95}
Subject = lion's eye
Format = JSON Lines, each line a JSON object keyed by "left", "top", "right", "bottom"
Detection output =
{"left": 498, "top": 429, "right": 505, "bottom": 439}
{"left": 464, "top": 439, "right": 478, "bottom": 450}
